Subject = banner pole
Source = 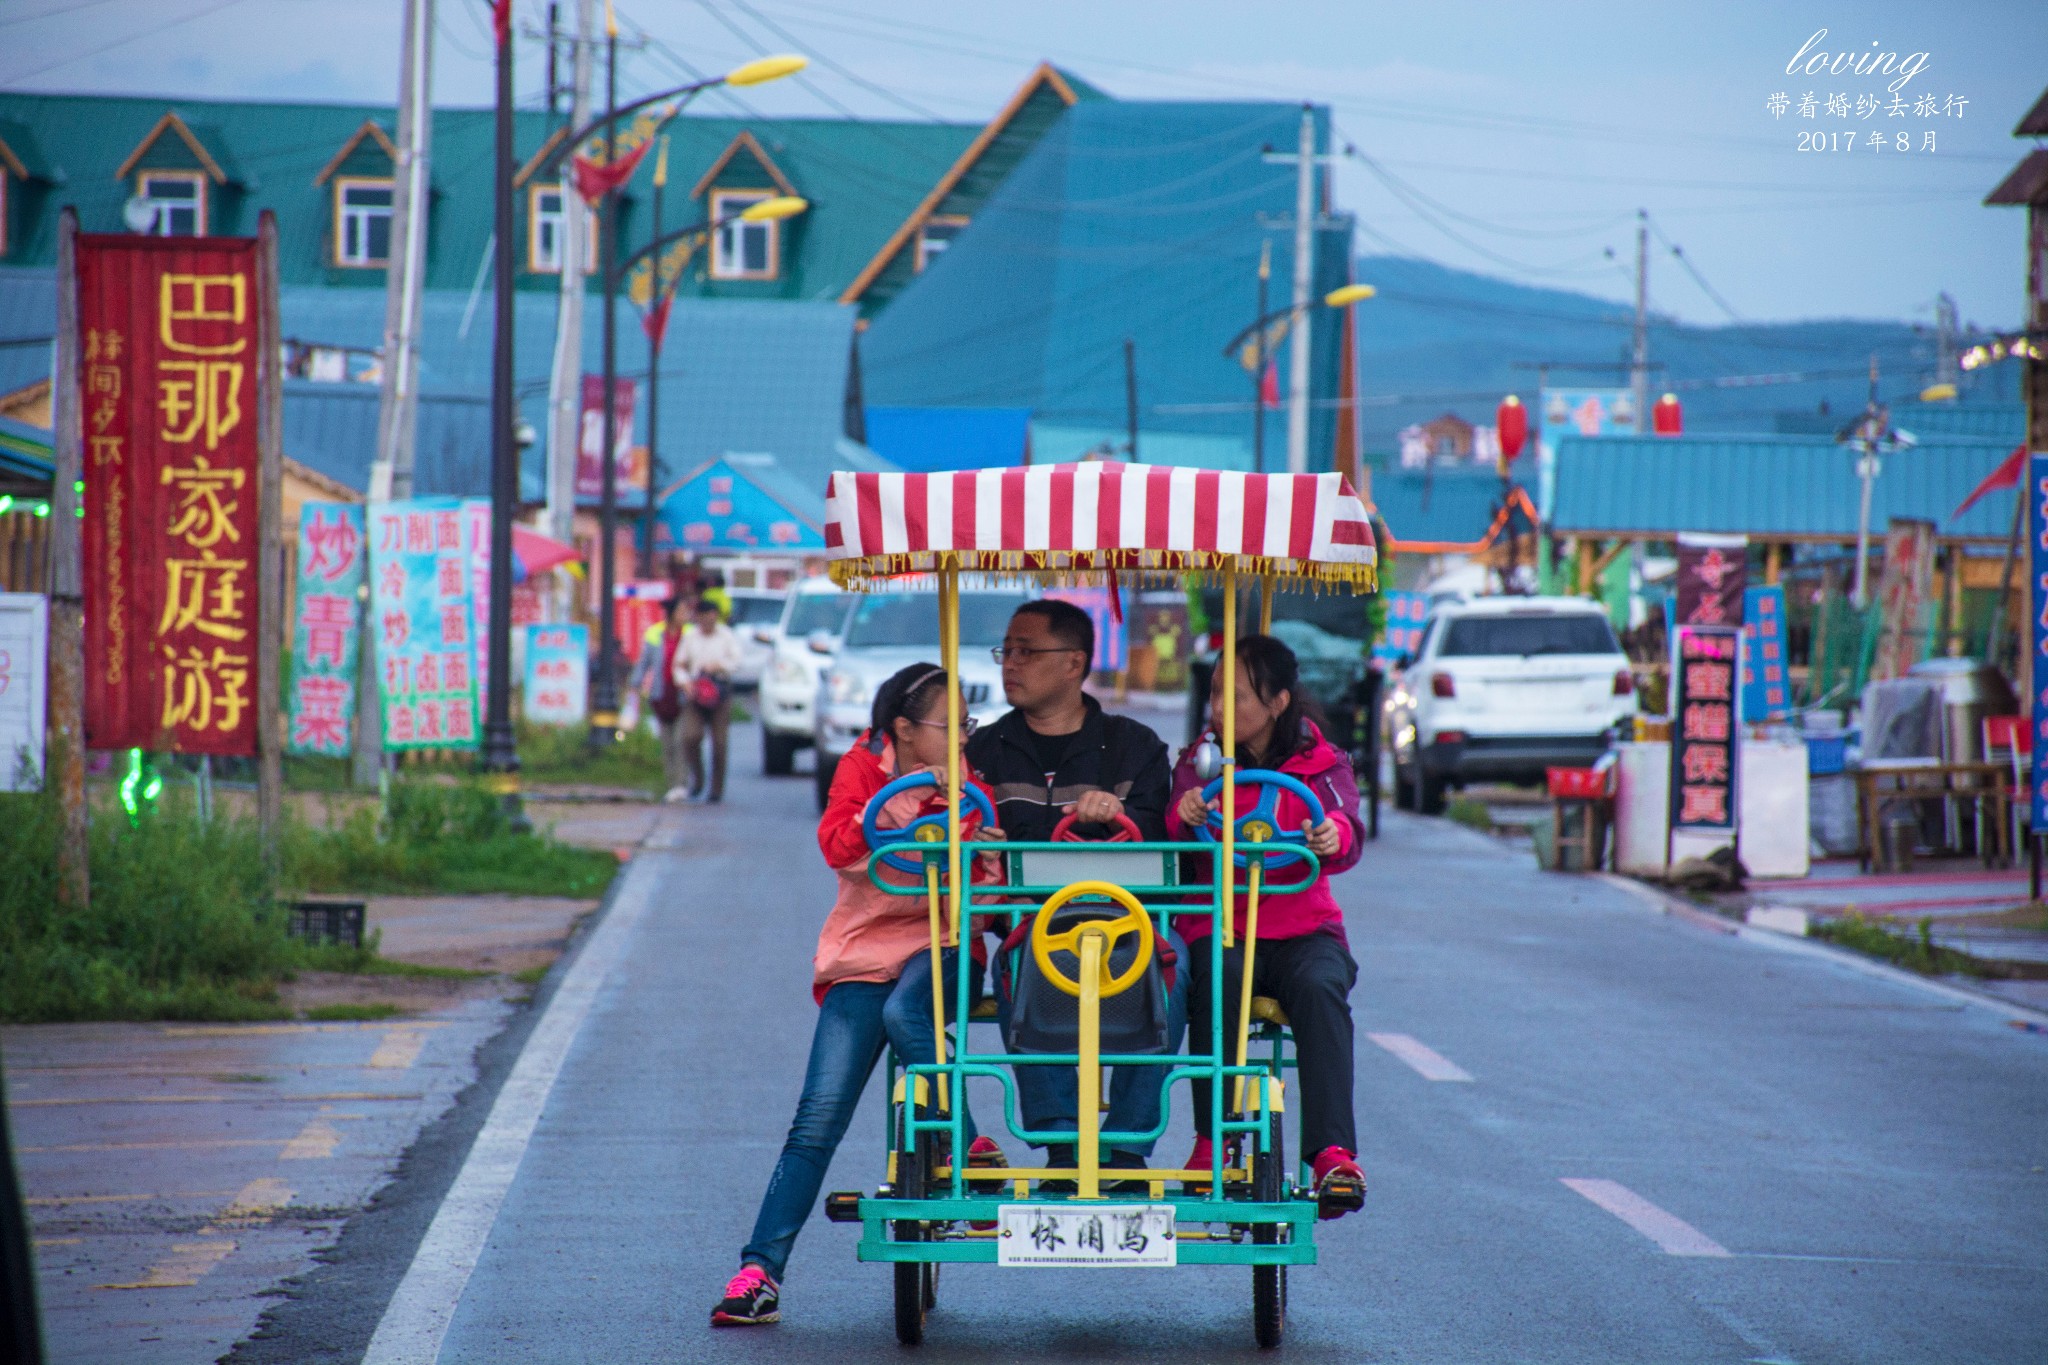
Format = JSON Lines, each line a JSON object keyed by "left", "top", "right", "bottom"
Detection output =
{"left": 49, "top": 208, "right": 88, "bottom": 909}
{"left": 257, "top": 212, "right": 284, "bottom": 861}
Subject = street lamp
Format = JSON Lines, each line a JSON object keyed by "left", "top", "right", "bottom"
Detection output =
{"left": 1222, "top": 282, "right": 1374, "bottom": 474}
{"left": 536, "top": 41, "right": 806, "bottom": 748}
{"left": 630, "top": 193, "right": 810, "bottom": 576}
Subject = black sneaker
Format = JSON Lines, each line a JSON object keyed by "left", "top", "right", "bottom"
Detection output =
{"left": 1102, "top": 1149, "right": 1151, "bottom": 1196}
{"left": 710, "top": 1264, "right": 779, "bottom": 1326}
{"left": 1038, "top": 1142, "right": 1078, "bottom": 1196}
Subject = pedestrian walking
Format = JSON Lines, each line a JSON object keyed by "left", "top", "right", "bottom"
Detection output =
{"left": 672, "top": 596, "right": 740, "bottom": 802}
{"left": 650, "top": 596, "right": 692, "bottom": 803}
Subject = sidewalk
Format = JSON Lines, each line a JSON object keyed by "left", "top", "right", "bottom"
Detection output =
{"left": 5, "top": 798, "right": 677, "bottom": 1365}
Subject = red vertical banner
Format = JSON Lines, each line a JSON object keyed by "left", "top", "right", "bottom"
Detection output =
{"left": 76, "top": 234, "right": 264, "bottom": 755}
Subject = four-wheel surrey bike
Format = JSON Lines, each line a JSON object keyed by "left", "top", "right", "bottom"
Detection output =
{"left": 813, "top": 462, "right": 1378, "bottom": 1349}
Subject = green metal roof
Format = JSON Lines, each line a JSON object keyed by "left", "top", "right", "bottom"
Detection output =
{"left": 1551, "top": 433, "right": 2022, "bottom": 543}
{"left": 0, "top": 91, "right": 979, "bottom": 301}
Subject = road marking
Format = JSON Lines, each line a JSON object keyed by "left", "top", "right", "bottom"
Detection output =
{"left": 21, "top": 1139, "right": 284, "bottom": 1154}
{"left": 220, "top": 1178, "right": 293, "bottom": 1220}
{"left": 369, "top": 1027, "right": 428, "bottom": 1070}
{"left": 1366, "top": 1032, "right": 1474, "bottom": 1081}
{"left": 364, "top": 853, "right": 659, "bottom": 1365}
{"left": 13, "top": 1091, "right": 418, "bottom": 1107}
{"left": 1562, "top": 1178, "right": 1730, "bottom": 1257}
{"left": 26, "top": 1191, "right": 237, "bottom": 1206}
{"left": 34, "top": 1238, "right": 82, "bottom": 1248}
{"left": 98, "top": 1238, "right": 238, "bottom": 1290}
{"left": 280, "top": 1113, "right": 343, "bottom": 1160}
{"left": 158, "top": 1022, "right": 450, "bottom": 1037}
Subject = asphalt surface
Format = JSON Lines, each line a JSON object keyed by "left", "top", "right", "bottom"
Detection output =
{"left": 304, "top": 721, "right": 2048, "bottom": 1363}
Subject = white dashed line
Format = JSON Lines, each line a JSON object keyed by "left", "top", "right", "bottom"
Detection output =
{"left": 1366, "top": 1032, "right": 1474, "bottom": 1081}
{"left": 1562, "top": 1177, "right": 1730, "bottom": 1257}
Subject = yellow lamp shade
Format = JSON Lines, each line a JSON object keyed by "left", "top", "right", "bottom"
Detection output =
{"left": 740, "top": 195, "right": 809, "bottom": 222}
{"left": 1919, "top": 382, "right": 1958, "bottom": 402}
{"left": 1324, "top": 283, "right": 1377, "bottom": 307}
{"left": 725, "top": 54, "right": 808, "bottom": 87}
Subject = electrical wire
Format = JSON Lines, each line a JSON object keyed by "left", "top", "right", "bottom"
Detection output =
{"left": 1, "top": 0, "right": 256, "bottom": 85}
{"left": 722, "top": 0, "right": 952, "bottom": 122}
{"left": 1645, "top": 216, "right": 1743, "bottom": 323}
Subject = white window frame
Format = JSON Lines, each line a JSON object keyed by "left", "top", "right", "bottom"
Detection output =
{"left": 916, "top": 214, "right": 968, "bottom": 272}
{"left": 528, "top": 183, "right": 596, "bottom": 274}
{"left": 136, "top": 169, "right": 207, "bottom": 237}
{"left": 333, "top": 176, "right": 394, "bottom": 268}
{"left": 710, "top": 188, "right": 779, "bottom": 281}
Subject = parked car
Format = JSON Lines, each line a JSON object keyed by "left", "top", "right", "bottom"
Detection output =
{"left": 811, "top": 588, "right": 1028, "bottom": 810}
{"left": 1381, "top": 595, "right": 1636, "bottom": 814}
{"left": 722, "top": 588, "right": 788, "bottom": 690}
{"left": 758, "top": 578, "right": 852, "bottom": 776}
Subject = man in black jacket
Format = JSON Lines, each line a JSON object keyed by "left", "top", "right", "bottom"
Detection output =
{"left": 969, "top": 600, "right": 1185, "bottom": 1186}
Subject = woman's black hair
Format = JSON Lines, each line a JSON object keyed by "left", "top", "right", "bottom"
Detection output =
{"left": 1230, "top": 633, "right": 1325, "bottom": 766}
{"left": 867, "top": 662, "right": 950, "bottom": 753}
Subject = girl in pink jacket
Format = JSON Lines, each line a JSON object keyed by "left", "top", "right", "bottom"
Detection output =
{"left": 1166, "top": 634, "right": 1368, "bottom": 1219}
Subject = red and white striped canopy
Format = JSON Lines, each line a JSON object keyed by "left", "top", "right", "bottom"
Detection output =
{"left": 824, "top": 463, "right": 1376, "bottom": 591}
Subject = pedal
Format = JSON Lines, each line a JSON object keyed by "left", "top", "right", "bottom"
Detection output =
{"left": 824, "top": 1191, "right": 864, "bottom": 1223}
{"left": 1316, "top": 1173, "right": 1365, "bottom": 1219}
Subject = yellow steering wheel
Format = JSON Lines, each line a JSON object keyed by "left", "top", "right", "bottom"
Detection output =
{"left": 1029, "top": 881, "right": 1156, "bottom": 999}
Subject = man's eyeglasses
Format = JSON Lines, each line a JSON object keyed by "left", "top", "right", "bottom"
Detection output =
{"left": 911, "top": 716, "right": 979, "bottom": 737}
{"left": 990, "top": 645, "right": 1084, "bottom": 663}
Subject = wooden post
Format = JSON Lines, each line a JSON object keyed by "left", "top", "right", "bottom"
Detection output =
{"left": 1573, "top": 539, "right": 1596, "bottom": 596}
{"left": 1764, "top": 542, "right": 1783, "bottom": 586}
{"left": 1942, "top": 545, "right": 1963, "bottom": 657}
{"left": 48, "top": 209, "right": 87, "bottom": 908}
{"left": 257, "top": 213, "right": 284, "bottom": 859}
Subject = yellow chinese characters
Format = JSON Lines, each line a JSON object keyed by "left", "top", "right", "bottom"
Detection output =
{"left": 158, "top": 550, "right": 249, "bottom": 643}
{"left": 161, "top": 455, "right": 245, "bottom": 549}
{"left": 157, "top": 273, "right": 249, "bottom": 451}
{"left": 159, "top": 274, "right": 247, "bottom": 356}
{"left": 160, "top": 643, "right": 251, "bottom": 734}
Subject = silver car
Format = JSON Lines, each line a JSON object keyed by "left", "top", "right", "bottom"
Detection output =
{"left": 811, "top": 588, "right": 1029, "bottom": 810}
{"left": 758, "top": 578, "right": 852, "bottom": 776}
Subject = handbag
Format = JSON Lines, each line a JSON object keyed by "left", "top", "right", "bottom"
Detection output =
{"left": 651, "top": 631, "right": 684, "bottom": 724}
{"left": 690, "top": 672, "right": 729, "bottom": 713}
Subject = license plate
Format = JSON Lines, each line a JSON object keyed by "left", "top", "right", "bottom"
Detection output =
{"left": 995, "top": 1203, "right": 1177, "bottom": 1267}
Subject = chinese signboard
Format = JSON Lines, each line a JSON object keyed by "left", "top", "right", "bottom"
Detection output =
{"left": 0, "top": 593, "right": 48, "bottom": 790}
{"left": 1871, "top": 517, "right": 1936, "bottom": 681}
{"left": 1670, "top": 626, "right": 1741, "bottom": 833}
{"left": 994, "top": 1202, "right": 1176, "bottom": 1267}
{"left": 523, "top": 623, "right": 589, "bottom": 725}
{"left": 658, "top": 457, "right": 821, "bottom": 553}
{"left": 1740, "top": 586, "right": 1790, "bottom": 722}
{"left": 2030, "top": 454, "right": 2048, "bottom": 832}
{"left": 461, "top": 497, "right": 493, "bottom": 699}
{"left": 575, "top": 375, "right": 638, "bottom": 500}
{"left": 1539, "top": 387, "right": 1637, "bottom": 442}
{"left": 287, "top": 502, "right": 365, "bottom": 756}
{"left": 368, "top": 497, "right": 480, "bottom": 750}
{"left": 1374, "top": 590, "right": 1428, "bottom": 666}
{"left": 78, "top": 234, "right": 266, "bottom": 754}
{"left": 1674, "top": 533, "right": 1748, "bottom": 629}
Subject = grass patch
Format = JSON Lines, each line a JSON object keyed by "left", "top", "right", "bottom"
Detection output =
{"left": 1812, "top": 911, "right": 1993, "bottom": 978}
{"left": 1, "top": 776, "right": 614, "bottom": 1023}
{"left": 1445, "top": 796, "right": 1494, "bottom": 834}
{"left": 303, "top": 1002, "right": 403, "bottom": 1022}
{"left": 514, "top": 718, "right": 664, "bottom": 792}
{"left": 511, "top": 961, "right": 554, "bottom": 986}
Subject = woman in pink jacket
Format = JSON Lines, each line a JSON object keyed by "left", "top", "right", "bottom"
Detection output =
{"left": 711, "top": 663, "right": 1006, "bottom": 1327}
{"left": 1167, "top": 634, "right": 1368, "bottom": 1219}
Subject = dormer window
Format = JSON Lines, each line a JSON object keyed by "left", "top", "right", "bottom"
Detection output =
{"left": 529, "top": 183, "right": 595, "bottom": 273}
{"left": 334, "top": 178, "right": 394, "bottom": 266}
{"left": 136, "top": 170, "right": 206, "bottom": 236}
{"left": 710, "top": 189, "right": 778, "bottom": 280}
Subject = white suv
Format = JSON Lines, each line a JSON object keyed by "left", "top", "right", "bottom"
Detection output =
{"left": 1382, "top": 595, "right": 1635, "bottom": 813}
{"left": 759, "top": 578, "right": 853, "bottom": 776}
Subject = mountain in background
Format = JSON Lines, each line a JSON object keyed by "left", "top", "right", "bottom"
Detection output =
{"left": 1351, "top": 254, "right": 2017, "bottom": 455}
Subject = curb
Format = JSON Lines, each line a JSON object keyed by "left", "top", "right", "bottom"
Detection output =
{"left": 1596, "top": 872, "right": 2048, "bottom": 1030}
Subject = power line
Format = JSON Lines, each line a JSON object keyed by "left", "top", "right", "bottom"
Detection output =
{"left": 0, "top": 0, "right": 256, "bottom": 85}
{"left": 1645, "top": 216, "right": 1743, "bottom": 323}
{"left": 722, "top": 0, "right": 951, "bottom": 122}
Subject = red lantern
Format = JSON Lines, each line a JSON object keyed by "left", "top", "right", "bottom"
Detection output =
{"left": 1496, "top": 394, "right": 1528, "bottom": 462}
{"left": 1652, "top": 392, "right": 1683, "bottom": 436}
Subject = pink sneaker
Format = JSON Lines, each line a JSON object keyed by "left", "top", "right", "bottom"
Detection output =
{"left": 710, "top": 1264, "right": 779, "bottom": 1326}
{"left": 1181, "top": 1135, "right": 1216, "bottom": 1194}
{"left": 1310, "top": 1146, "right": 1366, "bottom": 1220}
{"left": 966, "top": 1134, "right": 1008, "bottom": 1186}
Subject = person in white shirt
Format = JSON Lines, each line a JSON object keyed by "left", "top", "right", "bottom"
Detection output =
{"left": 671, "top": 596, "right": 742, "bottom": 802}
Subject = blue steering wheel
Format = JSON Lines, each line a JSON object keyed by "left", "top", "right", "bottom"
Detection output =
{"left": 862, "top": 771, "right": 997, "bottom": 875}
{"left": 1195, "top": 768, "right": 1327, "bottom": 869}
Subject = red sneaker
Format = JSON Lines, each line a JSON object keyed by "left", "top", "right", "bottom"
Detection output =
{"left": 967, "top": 1135, "right": 1008, "bottom": 1230}
{"left": 1181, "top": 1135, "right": 1216, "bottom": 1195}
{"left": 1310, "top": 1146, "right": 1366, "bottom": 1220}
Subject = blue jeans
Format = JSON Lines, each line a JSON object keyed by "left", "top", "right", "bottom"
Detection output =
{"left": 993, "top": 928, "right": 1188, "bottom": 1159}
{"left": 741, "top": 948, "right": 974, "bottom": 1281}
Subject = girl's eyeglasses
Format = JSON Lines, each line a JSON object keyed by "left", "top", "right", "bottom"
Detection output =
{"left": 912, "top": 716, "right": 979, "bottom": 737}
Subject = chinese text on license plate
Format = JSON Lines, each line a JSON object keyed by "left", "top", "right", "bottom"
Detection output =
{"left": 995, "top": 1204, "right": 1176, "bottom": 1267}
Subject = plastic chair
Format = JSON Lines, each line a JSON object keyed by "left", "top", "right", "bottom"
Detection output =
{"left": 1983, "top": 715, "right": 2031, "bottom": 867}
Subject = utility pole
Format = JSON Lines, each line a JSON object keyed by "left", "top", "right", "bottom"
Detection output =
{"left": 1934, "top": 290, "right": 1960, "bottom": 392}
{"left": 1253, "top": 239, "right": 1269, "bottom": 475}
{"left": 545, "top": 0, "right": 594, "bottom": 592}
{"left": 588, "top": 0, "right": 622, "bottom": 746}
{"left": 1123, "top": 337, "right": 1139, "bottom": 462}
{"left": 1851, "top": 352, "right": 1884, "bottom": 608}
{"left": 49, "top": 209, "right": 86, "bottom": 908}
{"left": 545, "top": 2, "right": 561, "bottom": 113}
{"left": 356, "top": 0, "right": 434, "bottom": 788}
{"left": 1287, "top": 103, "right": 1314, "bottom": 473}
{"left": 639, "top": 135, "right": 667, "bottom": 575}
{"left": 1630, "top": 208, "right": 1650, "bottom": 432}
{"left": 482, "top": 0, "right": 521, "bottom": 812}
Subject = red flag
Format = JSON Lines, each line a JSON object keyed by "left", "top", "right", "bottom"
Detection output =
{"left": 1950, "top": 444, "right": 2025, "bottom": 522}
{"left": 572, "top": 140, "right": 653, "bottom": 206}
{"left": 492, "top": 0, "right": 511, "bottom": 45}
{"left": 641, "top": 295, "right": 673, "bottom": 350}
{"left": 1260, "top": 358, "right": 1280, "bottom": 409}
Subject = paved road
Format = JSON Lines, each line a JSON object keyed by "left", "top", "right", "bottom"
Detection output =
{"left": 353, "top": 722, "right": 2047, "bottom": 1364}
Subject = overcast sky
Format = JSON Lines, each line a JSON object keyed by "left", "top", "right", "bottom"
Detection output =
{"left": 6, "top": 0, "right": 2043, "bottom": 330}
